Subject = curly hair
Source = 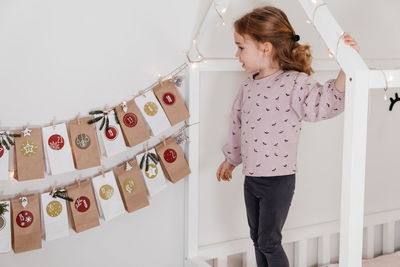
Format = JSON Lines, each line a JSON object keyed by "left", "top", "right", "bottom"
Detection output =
{"left": 234, "top": 6, "right": 314, "bottom": 75}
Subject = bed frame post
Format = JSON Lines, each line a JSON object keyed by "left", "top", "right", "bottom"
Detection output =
{"left": 339, "top": 70, "right": 370, "bottom": 267}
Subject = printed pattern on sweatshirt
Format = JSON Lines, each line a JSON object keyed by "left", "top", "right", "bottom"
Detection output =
{"left": 222, "top": 69, "right": 346, "bottom": 177}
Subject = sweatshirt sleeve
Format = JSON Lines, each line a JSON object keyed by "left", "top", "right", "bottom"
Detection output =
{"left": 221, "top": 83, "right": 244, "bottom": 166}
{"left": 290, "top": 72, "right": 346, "bottom": 122}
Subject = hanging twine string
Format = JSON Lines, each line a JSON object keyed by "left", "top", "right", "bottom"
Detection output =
{"left": 133, "top": 62, "right": 188, "bottom": 99}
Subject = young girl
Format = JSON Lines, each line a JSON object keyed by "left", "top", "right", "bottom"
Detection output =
{"left": 216, "top": 6, "right": 360, "bottom": 267}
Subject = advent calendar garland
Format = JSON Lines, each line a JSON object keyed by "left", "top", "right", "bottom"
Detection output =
{"left": 0, "top": 63, "right": 196, "bottom": 254}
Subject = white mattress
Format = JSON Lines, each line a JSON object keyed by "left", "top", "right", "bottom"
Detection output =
{"left": 322, "top": 251, "right": 400, "bottom": 267}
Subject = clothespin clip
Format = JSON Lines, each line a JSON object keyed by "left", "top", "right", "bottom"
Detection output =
{"left": 104, "top": 105, "right": 110, "bottom": 115}
{"left": 52, "top": 120, "right": 56, "bottom": 130}
{"left": 162, "top": 136, "right": 167, "bottom": 147}
{"left": 76, "top": 178, "right": 81, "bottom": 187}
{"left": 50, "top": 186, "right": 56, "bottom": 197}
{"left": 76, "top": 113, "right": 81, "bottom": 125}
{"left": 125, "top": 160, "right": 133, "bottom": 171}
{"left": 145, "top": 143, "right": 148, "bottom": 155}
{"left": 138, "top": 90, "right": 146, "bottom": 98}
{"left": 158, "top": 74, "right": 163, "bottom": 87}
{"left": 20, "top": 196, "right": 28, "bottom": 208}
{"left": 121, "top": 101, "right": 128, "bottom": 113}
{"left": 100, "top": 168, "right": 105, "bottom": 178}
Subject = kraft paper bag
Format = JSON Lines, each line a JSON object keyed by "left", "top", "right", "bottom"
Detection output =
{"left": 14, "top": 128, "right": 45, "bottom": 181}
{"left": 0, "top": 200, "right": 11, "bottom": 253}
{"left": 153, "top": 79, "right": 190, "bottom": 126}
{"left": 68, "top": 117, "right": 101, "bottom": 170}
{"left": 114, "top": 159, "right": 149, "bottom": 213}
{"left": 66, "top": 179, "right": 100, "bottom": 233}
{"left": 42, "top": 123, "right": 75, "bottom": 175}
{"left": 134, "top": 90, "right": 171, "bottom": 137}
{"left": 0, "top": 143, "right": 9, "bottom": 181}
{"left": 95, "top": 110, "right": 127, "bottom": 157}
{"left": 155, "top": 136, "right": 191, "bottom": 183}
{"left": 11, "top": 194, "right": 42, "bottom": 253}
{"left": 92, "top": 171, "right": 126, "bottom": 221}
{"left": 40, "top": 192, "right": 69, "bottom": 241}
{"left": 115, "top": 100, "right": 151, "bottom": 147}
{"left": 135, "top": 148, "right": 167, "bottom": 197}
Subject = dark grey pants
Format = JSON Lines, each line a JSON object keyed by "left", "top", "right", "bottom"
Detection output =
{"left": 244, "top": 174, "right": 295, "bottom": 267}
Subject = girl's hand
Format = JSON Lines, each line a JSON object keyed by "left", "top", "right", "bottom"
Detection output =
{"left": 328, "top": 34, "right": 360, "bottom": 54}
{"left": 216, "top": 160, "right": 235, "bottom": 182}
{"left": 343, "top": 34, "right": 360, "bottom": 53}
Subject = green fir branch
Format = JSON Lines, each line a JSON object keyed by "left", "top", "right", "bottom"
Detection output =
{"left": 0, "top": 202, "right": 9, "bottom": 216}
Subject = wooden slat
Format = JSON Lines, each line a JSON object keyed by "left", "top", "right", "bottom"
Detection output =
{"left": 244, "top": 250, "right": 257, "bottom": 267}
{"left": 294, "top": 240, "right": 308, "bottom": 267}
{"left": 216, "top": 257, "right": 228, "bottom": 267}
{"left": 366, "top": 226, "right": 375, "bottom": 259}
{"left": 318, "top": 234, "right": 331, "bottom": 265}
{"left": 383, "top": 222, "right": 395, "bottom": 254}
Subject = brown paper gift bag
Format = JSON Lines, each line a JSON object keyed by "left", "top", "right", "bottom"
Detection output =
{"left": 11, "top": 194, "right": 42, "bottom": 253}
{"left": 66, "top": 179, "right": 100, "bottom": 233}
{"left": 114, "top": 159, "right": 149, "bottom": 213}
{"left": 155, "top": 136, "right": 191, "bottom": 183}
{"left": 115, "top": 99, "right": 150, "bottom": 147}
{"left": 14, "top": 128, "right": 45, "bottom": 181}
{"left": 67, "top": 117, "right": 101, "bottom": 170}
{"left": 153, "top": 80, "right": 190, "bottom": 126}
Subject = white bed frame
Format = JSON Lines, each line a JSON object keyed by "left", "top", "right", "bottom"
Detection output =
{"left": 184, "top": 1, "right": 400, "bottom": 266}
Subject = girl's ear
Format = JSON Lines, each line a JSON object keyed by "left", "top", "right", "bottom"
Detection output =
{"left": 262, "top": 42, "right": 273, "bottom": 56}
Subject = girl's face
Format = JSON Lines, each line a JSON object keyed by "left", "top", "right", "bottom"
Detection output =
{"left": 234, "top": 31, "right": 275, "bottom": 73}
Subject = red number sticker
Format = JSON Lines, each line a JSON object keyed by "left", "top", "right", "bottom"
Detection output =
{"left": 164, "top": 148, "right": 177, "bottom": 163}
{"left": 105, "top": 126, "right": 118, "bottom": 140}
{"left": 123, "top": 113, "right": 138, "bottom": 128}
{"left": 0, "top": 145, "right": 4, "bottom": 158}
{"left": 48, "top": 134, "right": 65, "bottom": 150}
{"left": 16, "top": 211, "right": 34, "bottom": 228}
{"left": 74, "top": 196, "right": 90, "bottom": 212}
{"left": 163, "top": 93, "right": 175, "bottom": 105}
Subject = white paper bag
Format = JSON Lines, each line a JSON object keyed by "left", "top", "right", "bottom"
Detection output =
{"left": 40, "top": 192, "right": 69, "bottom": 241}
{"left": 96, "top": 110, "right": 126, "bottom": 158}
{"left": 92, "top": 171, "right": 126, "bottom": 221}
{"left": 0, "top": 145, "right": 9, "bottom": 181}
{"left": 42, "top": 123, "right": 75, "bottom": 175}
{"left": 134, "top": 90, "right": 171, "bottom": 136}
{"left": 0, "top": 201, "right": 11, "bottom": 253}
{"left": 135, "top": 148, "right": 167, "bottom": 197}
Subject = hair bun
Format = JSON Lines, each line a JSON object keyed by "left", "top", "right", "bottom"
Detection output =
{"left": 292, "top": 34, "right": 300, "bottom": 42}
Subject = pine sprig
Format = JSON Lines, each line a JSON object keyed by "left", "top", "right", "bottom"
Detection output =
{"left": 139, "top": 152, "right": 160, "bottom": 172}
{"left": 87, "top": 110, "right": 110, "bottom": 135}
{"left": 0, "top": 202, "right": 9, "bottom": 216}
{"left": 51, "top": 189, "right": 73, "bottom": 202}
{"left": 0, "top": 131, "right": 20, "bottom": 150}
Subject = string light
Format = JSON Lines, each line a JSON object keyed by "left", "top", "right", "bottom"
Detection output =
{"left": 213, "top": 1, "right": 226, "bottom": 26}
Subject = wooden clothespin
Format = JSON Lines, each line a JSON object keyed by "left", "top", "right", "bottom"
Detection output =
{"left": 121, "top": 101, "right": 128, "bottom": 113}
{"left": 162, "top": 137, "right": 167, "bottom": 147}
{"left": 50, "top": 186, "right": 56, "bottom": 197}
{"left": 52, "top": 120, "right": 56, "bottom": 130}
{"left": 145, "top": 143, "right": 148, "bottom": 155}
{"left": 100, "top": 168, "right": 105, "bottom": 178}
{"left": 20, "top": 196, "right": 28, "bottom": 208}
{"left": 158, "top": 75, "right": 164, "bottom": 87}
{"left": 76, "top": 178, "right": 81, "bottom": 187}
{"left": 76, "top": 113, "right": 81, "bottom": 125}
{"left": 139, "top": 90, "right": 146, "bottom": 98}
{"left": 125, "top": 160, "right": 133, "bottom": 171}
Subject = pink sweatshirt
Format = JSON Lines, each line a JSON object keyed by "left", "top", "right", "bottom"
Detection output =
{"left": 222, "top": 69, "right": 345, "bottom": 177}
